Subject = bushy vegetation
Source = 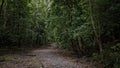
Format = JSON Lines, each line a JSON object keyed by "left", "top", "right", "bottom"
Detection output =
{"left": 47, "top": 0, "right": 120, "bottom": 67}
{"left": 0, "top": 0, "right": 47, "bottom": 48}
{"left": 0, "top": 0, "right": 120, "bottom": 67}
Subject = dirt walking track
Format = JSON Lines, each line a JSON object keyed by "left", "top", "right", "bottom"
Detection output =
{"left": 0, "top": 43, "right": 100, "bottom": 68}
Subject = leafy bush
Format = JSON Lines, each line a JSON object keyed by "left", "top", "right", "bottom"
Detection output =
{"left": 104, "top": 43, "right": 120, "bottom": 68}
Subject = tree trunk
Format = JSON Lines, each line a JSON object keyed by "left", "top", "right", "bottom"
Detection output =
{"left": 0, "top": 0, "right": 4, "bottom": 14}
{"left": 89, "top": 0, "right": 103, "bottom": 60}
{"left": 3, "top": 0, "right": 8, "bottom": 29}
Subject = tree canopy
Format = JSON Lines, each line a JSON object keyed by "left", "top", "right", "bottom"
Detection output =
{"left": 0, "top": 0, "right": 120, "bottom": 67}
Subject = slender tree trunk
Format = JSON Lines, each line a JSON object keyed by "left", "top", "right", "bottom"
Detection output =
{"left": 78, "top": 37, "right": 83, "bottom": 51}
{"left": 3, "top": 0, "right": 7, "bottom": 29}
{"left": 89, "top": 0, "right": 103, "bottom": 59}
{"left": 0, "top": 0, "right": 4, "bottom": 14}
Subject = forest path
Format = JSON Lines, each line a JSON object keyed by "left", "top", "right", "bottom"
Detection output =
{"left": 31, "top": 43, "right": 96, "bottom": 68}
{"left": 0, "top": 43, "right": 98, "bottom": 68}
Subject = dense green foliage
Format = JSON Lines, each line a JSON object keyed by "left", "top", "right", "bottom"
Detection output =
{"left": 0, "top": 0, "right": 46, "bottom": 48}
{"left": 47, "top": 0, "right": 120, "bottom": 67}
{"left": 0, "top": 0, "right": 120, "bottom": 67}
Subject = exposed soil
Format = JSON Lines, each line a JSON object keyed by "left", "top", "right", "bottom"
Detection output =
{"left": 0, "top": 43, "right": 102, "bottom": 68}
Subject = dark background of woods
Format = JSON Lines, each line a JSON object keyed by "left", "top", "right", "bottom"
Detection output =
{"left": 0, "top": 0, "right": 120, "bottom": 68}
